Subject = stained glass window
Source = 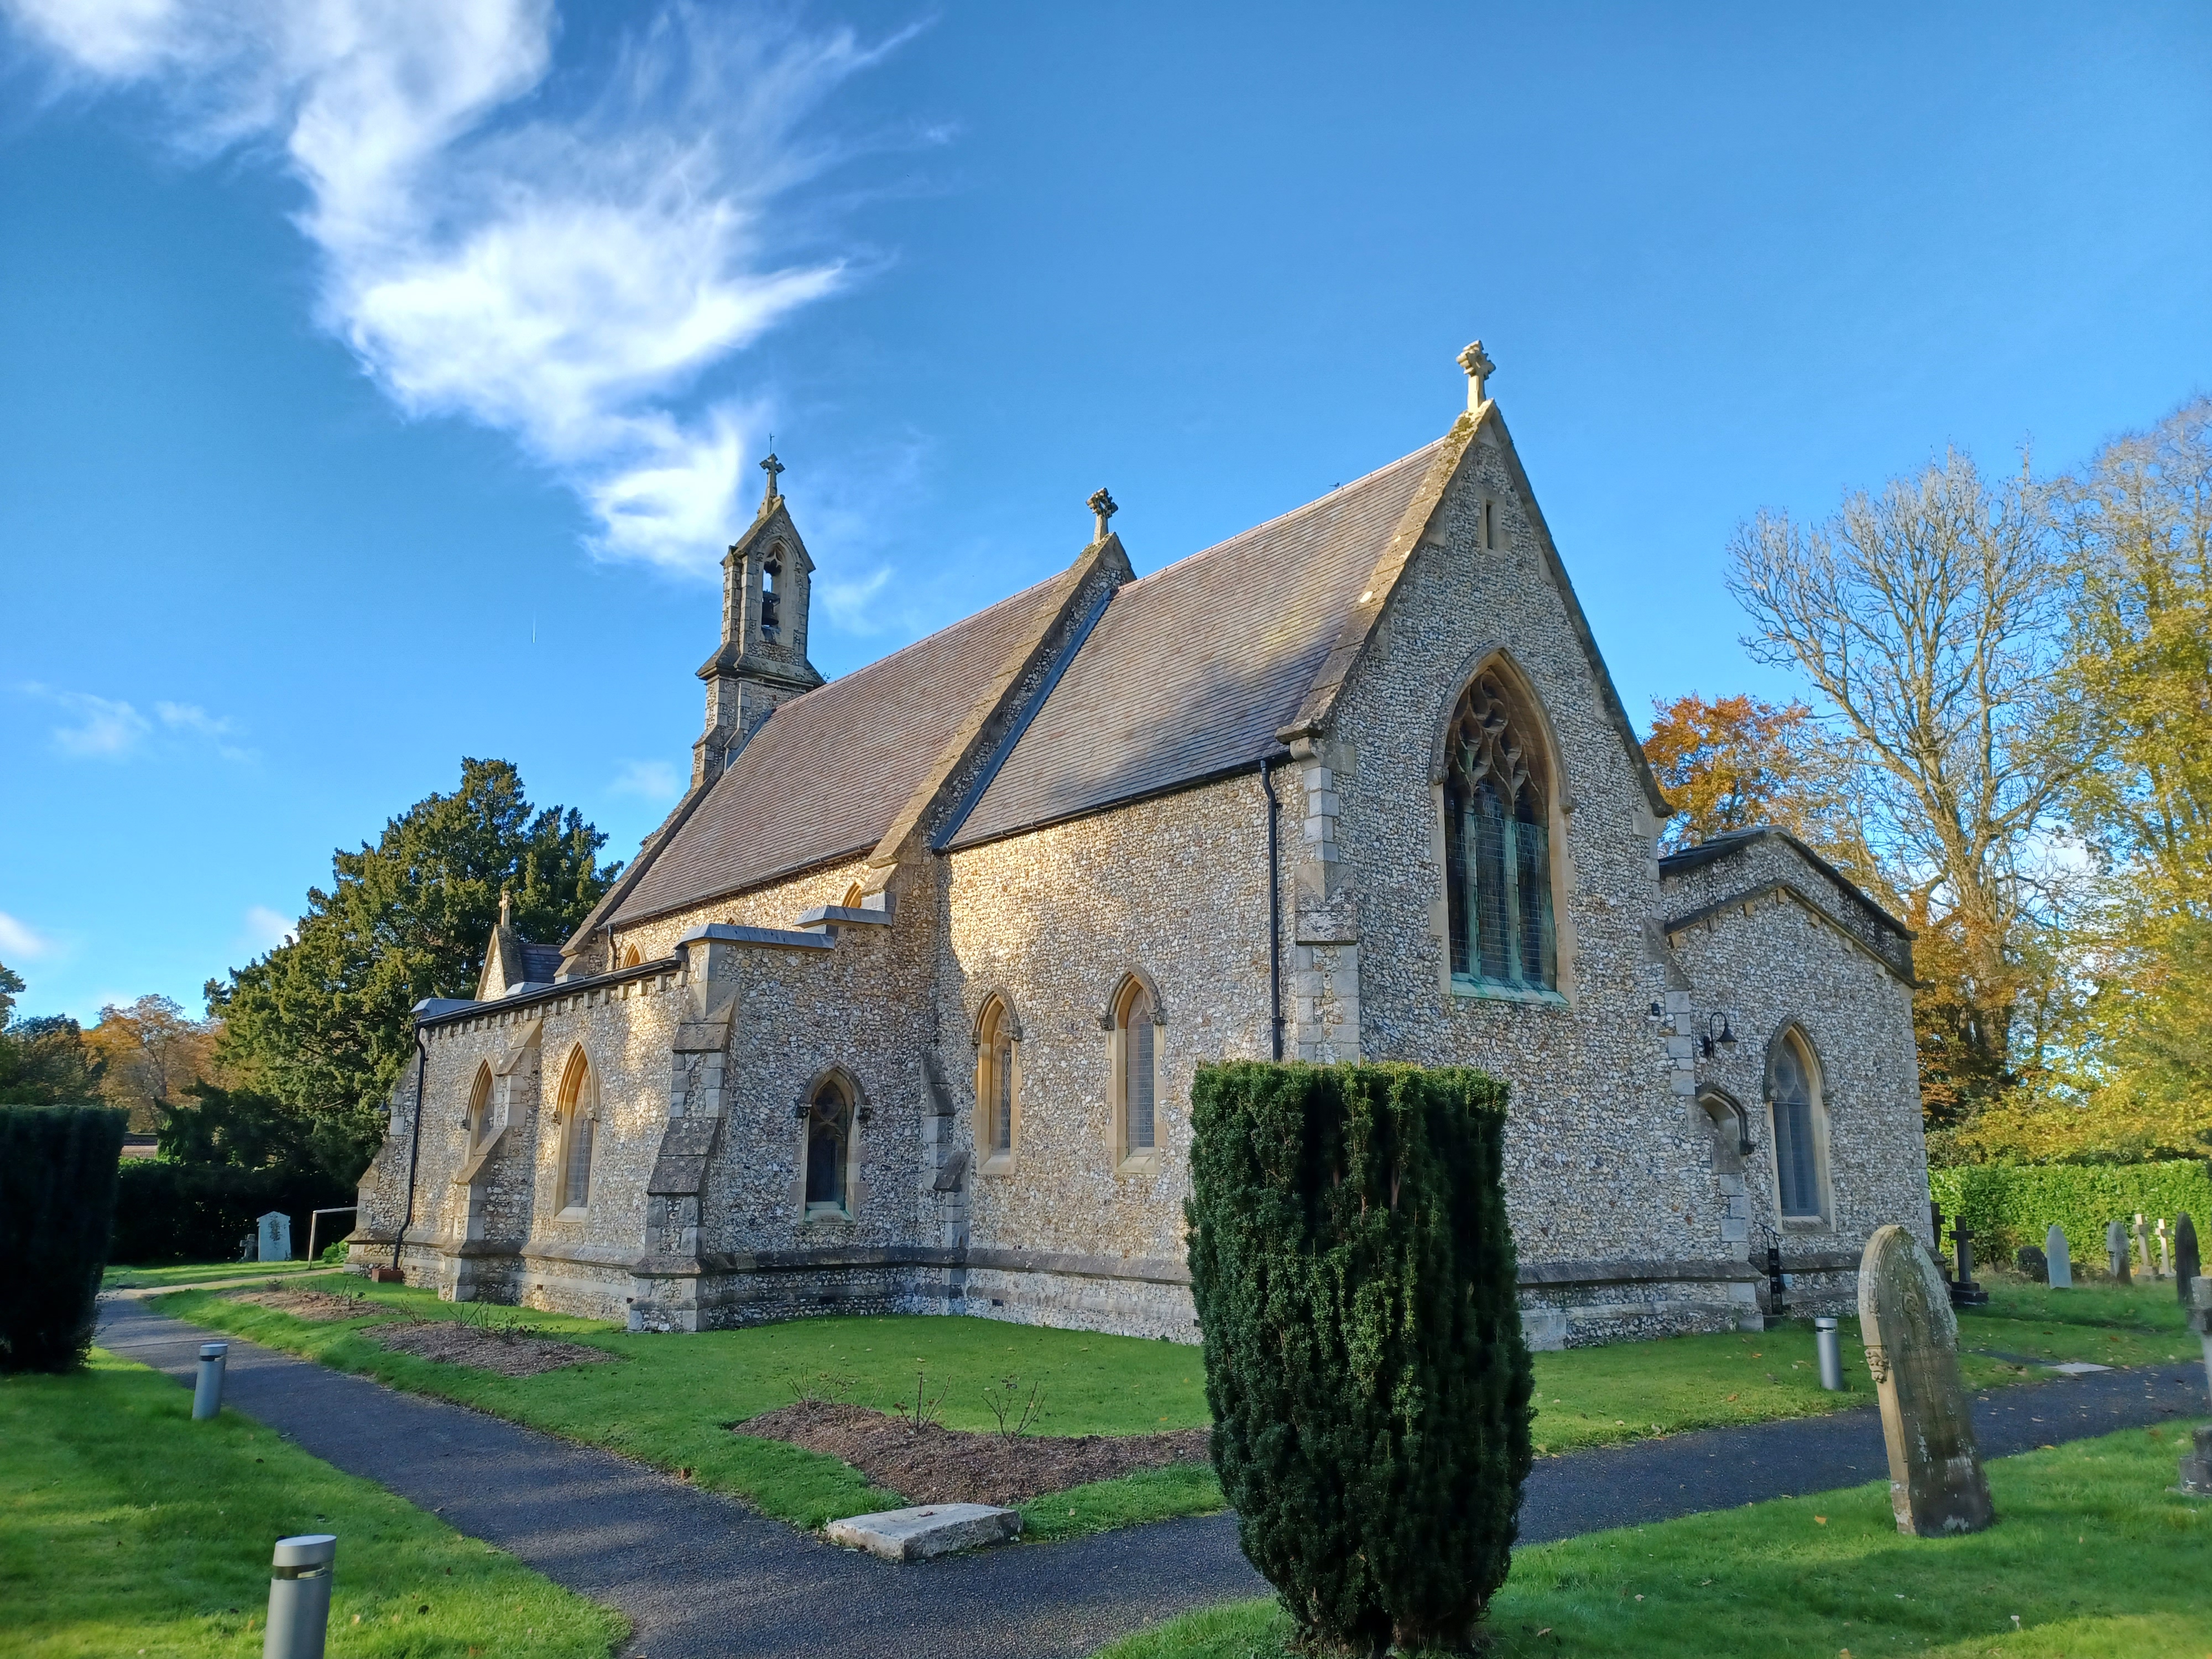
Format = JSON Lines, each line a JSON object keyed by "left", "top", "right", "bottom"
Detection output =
{"left": 1771, "top": 1036, "right": 1822, "bottom": 1218}
{"left": 1444, "top": 670, "right": 1557, "bottom": 992}
{"left": 978, "top": 999, "right": 1015, "bottom": 1157}
{"left": 1123, "top": 986, "right": 1156, "bottom": 1156}
{"left": 805, "top": 1080, "right": 849, "bottom": 1212}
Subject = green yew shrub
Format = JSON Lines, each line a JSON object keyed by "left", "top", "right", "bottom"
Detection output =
{"left": 1187, "top": 1062, "right": 1532, "bottom": 1655}
{"left": 1930, "top": 1160, "right": 2212, "bottom": 1266}
{"left": 0, "top": 1104, "right": 126, "bottom": 1373}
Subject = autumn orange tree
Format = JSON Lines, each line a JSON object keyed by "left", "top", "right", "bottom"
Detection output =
{"left": 82, "top": 995, "right": 221, "bottom": 1133}
{"left": 1642, "top": 692, "right": 1822, "bottom": 853}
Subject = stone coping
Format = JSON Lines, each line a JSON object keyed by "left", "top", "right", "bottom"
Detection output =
{"left": 411, "top": 955, "right": 682, "bottom": 1029}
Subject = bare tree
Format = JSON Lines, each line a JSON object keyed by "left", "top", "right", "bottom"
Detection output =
{"left": 1727, "top": 450, "right": 2084, "bottom": 1119}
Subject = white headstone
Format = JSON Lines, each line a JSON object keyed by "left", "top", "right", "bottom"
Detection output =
{"left": 2044, "top": 1223, "right": 2072, "bottom": 1289}
{"left": 257, "top": 1211, "right": 293, "bottom": 1262}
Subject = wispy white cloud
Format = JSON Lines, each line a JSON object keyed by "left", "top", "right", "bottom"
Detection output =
{"left": 609, "top": 758, "right": 681, "bottom": 803}
{"left": 34, "top": 687, "right": 151, "bottom": 757}
{"left": 22, "top": 684, "right": 252, "bottom": 761}
{"left": 0, "top": 910, "right": 54, "bottom": 960}
{"left": 241, "top": 904, "right": 295, "bottom": 953}
{"left": 3, "top": 0, "right": 911, "bottom": 575}
{"left": 820, "top": 566, "right": 895, "bottom": 633}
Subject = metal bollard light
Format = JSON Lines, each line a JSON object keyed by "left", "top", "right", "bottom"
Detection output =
{"left": 263, "top": 1533, "right": 337, "bottom": 1659}
{"left": 191, "top": 1343, "right": 229, "bottom": 1420}
{"left": 1814, "top": 1316, "right": 1845, "bottom": 1391}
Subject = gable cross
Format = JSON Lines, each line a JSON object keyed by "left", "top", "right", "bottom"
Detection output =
{"left": 1458, "top": 340, "right": 1496, "bottom": 410}
{"left": 1088, "top": 487, "right": 1118, "bottom": 541}
{"left": 759, "top": 451, "right": 785, "bottom": 503}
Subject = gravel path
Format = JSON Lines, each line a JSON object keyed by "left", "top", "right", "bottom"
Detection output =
{"left": 97, "top": 1299, "right": 2207, "bottom": 1659}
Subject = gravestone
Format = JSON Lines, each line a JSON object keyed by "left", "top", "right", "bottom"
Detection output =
{"left": 256, "top": 1211, "right": 293, "bottom": 1263}
{"left": 2155, "top": 1218, "right": 2171, "bottom": 1280}
{"left": 2176, "top": 1214, "right": 2200, "bottom": 1307}
{"left": 2133, "top": 1213, "right": 2154, "bottom": 1280}
{"left": 2180, "top": 1277, "right": 2212, "bottom": 1496}
{"left": 2015, "top": 1245, "right": 2047, "bottom": 1284}
{"left": 1949, "top": 1223, "right": 1988, "bottom": 1307}
{"left": 1858, "top": 1224, "right": 1996, "bottom": 1536}
{"left": 2107, "top": 1220, "right": 2131, "bottom": 1284}
{"left": 2045, "top": 1223, "right": 2073, "bottom": 1290}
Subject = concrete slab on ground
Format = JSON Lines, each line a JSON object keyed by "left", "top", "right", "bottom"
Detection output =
{"left": 827, "top": 1503, "right": 1022, "bottom": 1562}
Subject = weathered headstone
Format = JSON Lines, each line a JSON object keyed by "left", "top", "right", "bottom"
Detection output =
{"left": 2107, "top": 1219, "right": 2131, "bottom": 1284}
{"left": 2044, "top": 1223, "right": 2073, "bottom": 1290}
{"left": 2175, "top": 1214, "right": 2200, "bottom": 1307}
{"left": 2155, "top": 1218, "right": 2172, "bottom": 1281}
{"left": 1858, "top": 1224, "right": 1996, "bottom": 1536}
{"left": 1949, "top": 1223, "right": 1988, "bottom": 1307}
{"left": 2015, "top": 1245, "right": 2048, "bottom": 1284}
{"left": 2179, "top": 1277, "right": 2212, "bottom": 1495}
{"left": 256, "top": 1211, "right": 293, "bottom": 1262}
{"left": 2133, "top": 1213, "right": 2154, "bottom": 1280}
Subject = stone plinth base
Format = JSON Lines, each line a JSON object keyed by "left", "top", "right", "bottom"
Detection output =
{"left": 826, "top": 1503, "right": 1020, "bottom": 1561}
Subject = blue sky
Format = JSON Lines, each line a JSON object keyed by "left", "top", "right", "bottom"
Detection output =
{"left": 3, "top": 3, "right": 2208, "bottom": 1025}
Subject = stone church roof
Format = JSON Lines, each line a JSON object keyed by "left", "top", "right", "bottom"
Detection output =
{"left": 588, "top": 401, "right": 1666, "bottom": 936}
{"left": 608, "top": 566, "right": 1084, "bottom": 924}
{"left": 945, "top": 437, "right": 1449, "bottom": 848}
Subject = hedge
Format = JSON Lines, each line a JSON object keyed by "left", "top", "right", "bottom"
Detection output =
{"left": 1929, "top": 1160, "right": 2212, "bottom": 1268}
{"left": 0, "top": 1104, "right": 126, "bottom": 1371}
{"left": 1187, "top": 1061, "right": 1532, "bottom": 1655}
{"left": 108, "top": 1162, "right": 356, "bottom": 1266}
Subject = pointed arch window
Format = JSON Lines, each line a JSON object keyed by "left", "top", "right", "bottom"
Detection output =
{"left": 976, "top": 997, "right": 1017, "bottom": 1166}
{"left": 555, "top": 1049, "right": 596, "bottom": 1214}
{"left": 1112, "top": 977, "right": 1160, "bottom": 1166}
{"left": 1443, "top": 668, "right": 1557, "bottom": 993}
{"left": 804, "top": 1076, "right": 853, "bottom": 1217}
{"left": 465, "top": 1063, "right": 493, "bottom": 1149}
{"left": 1769, "top": 1030, "right": 1827, "bottom": 1223}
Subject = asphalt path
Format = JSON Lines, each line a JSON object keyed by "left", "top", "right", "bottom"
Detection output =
{"left": 96, "top": 1299, "right": 2208, "bottom": 1659}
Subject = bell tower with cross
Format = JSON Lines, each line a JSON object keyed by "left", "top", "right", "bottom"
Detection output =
{"left": 692, "top": 450, "right": 825, "bottom": 787}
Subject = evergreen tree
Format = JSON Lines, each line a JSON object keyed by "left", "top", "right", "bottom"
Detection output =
{"left": 1187, "top": 1061, "right": 1532, "bottom": 1655}
{"left": 209, "top": 758, "right": 619, "bottom": 1176}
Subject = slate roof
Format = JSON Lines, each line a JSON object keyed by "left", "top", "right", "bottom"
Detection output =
{"left": 519, "top": 942, "right": 566, "bottom": 984}
{"left": 609, "top": 569, "right": 1081, "bottom": 925}
{"left": 1658, "top": 827, "right": 1911, "bottom": 940}
{"left": 944, "top": 439, "right": 1449, "bottom": 849}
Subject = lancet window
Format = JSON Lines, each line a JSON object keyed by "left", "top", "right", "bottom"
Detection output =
{"left": 804, "top": 1076, "right": 852, "bottom": 1216}
{"left": 1443, "top": 669, "right": 1557, "bottom": 993}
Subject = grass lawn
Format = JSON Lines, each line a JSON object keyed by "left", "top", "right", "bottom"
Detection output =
{"left": 1525, "top": 1279, "right": 2198, "bottom": 1455}
{"left": 156, "top": 1283, "right": 1219, "bottom": 1536}
{"left": 1092, "top": 1421, "right": 2212, "bottom": 1658}
{"left": 1, "top": 1348, "right": 625, "bottom": 1658}
{"left": 103, "top": 1260, "right": 346, "bottom": 1291}
{"left": 153, "top": 1272, "right": 2201, "bottom": 1541}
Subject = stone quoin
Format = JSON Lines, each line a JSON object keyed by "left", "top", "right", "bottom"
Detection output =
{"left": 348, "top": 348, "right": 1933, "bottom": 1347}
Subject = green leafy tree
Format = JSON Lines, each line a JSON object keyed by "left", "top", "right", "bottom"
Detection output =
{"left": 0, "top": 965, "right": 104, "bottom": 1107}
{"left": 209, "top": 759, "right": 619, "bottom": 1178}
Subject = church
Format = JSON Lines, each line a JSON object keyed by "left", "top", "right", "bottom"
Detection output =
{"left": 349, "top": 345, "right": 1932, "bottom": 1348}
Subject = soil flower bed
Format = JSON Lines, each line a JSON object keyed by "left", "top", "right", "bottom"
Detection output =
{"left": 367, "top": 1319, "right": 616, "bottom": 1379}
{"left": 737, "top": 1399, "right": 1210, "bottom": 1506}
{"left": 229, "top": 1286, "right": 380, "bottom": 1321}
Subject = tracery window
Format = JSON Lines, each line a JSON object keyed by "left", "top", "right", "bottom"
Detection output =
{"left": 1113, "top": 978, "right": 1159, "bottom": 1163}
{"left": 977, "top": 998, "right": 1016, "bottom": 1164}
{"left": 1770, "top": 1030, "right": 1825, "bottom": 1222}
{"left": 804, "top": 1076, "right": 852, "bottom": 1217}
{"left": 1443, "top": 669, "right": 1557, "bottom": 992}
{"left": 555, "top": 1049, "right": 595, "bottom": 1213}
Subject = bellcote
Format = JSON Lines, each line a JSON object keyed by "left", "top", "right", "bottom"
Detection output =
{"left": 693, "top": 453, "right": 826, "bottom": 787}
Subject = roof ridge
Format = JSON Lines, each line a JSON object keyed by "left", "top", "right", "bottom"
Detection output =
{"left": 1117, "top": 435, "right": 1452, "bottom": 592}
{"left": 785, "top": 562, "right": 1079, "bottom": 698}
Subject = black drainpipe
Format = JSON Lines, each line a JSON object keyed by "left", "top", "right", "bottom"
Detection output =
{"left": 390, "top": 1021, "right": 431, "bottom": 1273}
{"left": 1260, "top": 757, "right": 1284, "bottom": 1061}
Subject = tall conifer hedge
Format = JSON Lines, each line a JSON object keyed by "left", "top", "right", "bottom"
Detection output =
{"left": 0, "top": 1104, "right": 126, "bottom": 1372}
{"left": 1187, "top": 1062, "right": 1533, "bottom": 1655}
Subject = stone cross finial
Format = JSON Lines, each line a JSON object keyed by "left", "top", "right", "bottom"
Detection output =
{"left": 760, "top": 451, "right": 785, "bottom": 504}
{"left": 498, "top": 889, "right": 512, "bottom": 929}
{"left": 1088, "top": 488, "right": 1118, "bottom": 542}
{"left": 1458, "top": 340, "right": 1496, "bottom": 410}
